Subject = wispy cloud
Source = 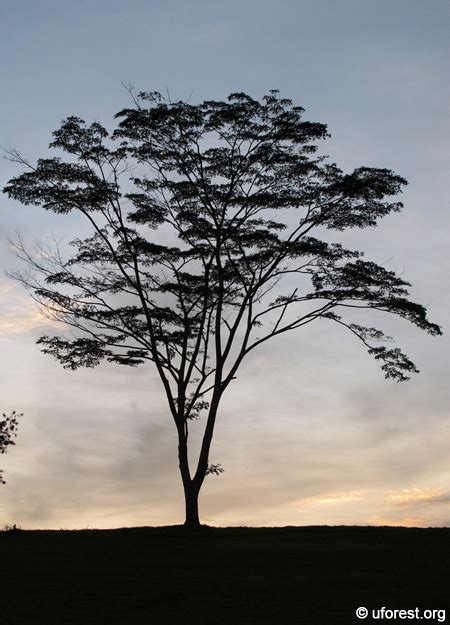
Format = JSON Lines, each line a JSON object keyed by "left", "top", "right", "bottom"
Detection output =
{"left": 296, "top": 490, "right": 365, "bottom": 507}
{"left": 370, "top": 517, "right": 429, "bottom": 528}
{"left": 386, "top": 488, "right": 447, "bottom": 505}
{"left": 294, "top": 487, "right": 450, "bottom": 514}
{"left": 0, "top": 280, "right": 55, "bottom": 336}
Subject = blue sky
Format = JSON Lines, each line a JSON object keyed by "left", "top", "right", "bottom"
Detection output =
{"left": 0, "top": 0, "right": 449, "bottom": 528}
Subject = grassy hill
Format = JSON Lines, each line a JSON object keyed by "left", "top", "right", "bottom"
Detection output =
{"left": 1, "top": 525, "right": 449, "bottom": 624}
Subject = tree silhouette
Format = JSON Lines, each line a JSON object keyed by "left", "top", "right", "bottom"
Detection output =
{"left": 3, "top": 90, "right": 441, "bottom": 525}
{"left": 0, "top": 411, "right": 21, "bottom": 484}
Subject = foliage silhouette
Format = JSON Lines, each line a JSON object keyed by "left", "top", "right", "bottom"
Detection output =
{"left": 0, "top": 411, "right": 21, "bottom": 484}
{"left": 3, "top": 90, "right": 441, "bottom": 525}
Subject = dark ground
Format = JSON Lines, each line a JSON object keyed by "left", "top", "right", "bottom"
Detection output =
{"left": 1, "top": 525, "right": 449, "bottom": 624}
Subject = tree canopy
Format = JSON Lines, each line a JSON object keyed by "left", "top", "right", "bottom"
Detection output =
{"left": 3, "top": 90, "right": 441, "bottom": 524}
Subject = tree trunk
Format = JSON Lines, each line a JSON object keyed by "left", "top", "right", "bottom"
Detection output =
{"left": 183, "top": 481, "right": 200, "bottom": 527}
{"left": 177, "top": 424, "right": 202, "bottom": 527}
{"left": 177, "top": 400, "right": 220, "bottom": 527}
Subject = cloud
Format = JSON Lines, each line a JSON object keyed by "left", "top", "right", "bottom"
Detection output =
{"left": 386, "top": 488, "right": 447, "bottom": 505}
{"left": 0, "top": 279, "right": 56, "bottom": 336}
{"left": 370, "top": 517, "right": 428, "bottom": 528}
{"left": 296, "top": 490, "right": 365, "bottom": 507}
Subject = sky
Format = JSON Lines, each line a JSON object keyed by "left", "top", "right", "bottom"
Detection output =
{"left": 0, "top": 0, "right": 449, "bottom": 529}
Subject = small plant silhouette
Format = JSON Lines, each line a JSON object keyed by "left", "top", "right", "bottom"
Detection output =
{"left": 0, "top": 411, "right": 22, "bottom": 484}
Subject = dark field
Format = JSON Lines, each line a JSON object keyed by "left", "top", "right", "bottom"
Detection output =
{"left": 1, "top": 525, "right": 449, "bottom": 624}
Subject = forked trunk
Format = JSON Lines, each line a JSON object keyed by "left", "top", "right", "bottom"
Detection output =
{"left": 178, "top": 425, "right": 202, "bottom": 527}
{"left": 183, "top": 482, "right": 200, "bottom": 527}
{"left": 178, "top": 402, "right": 218, "bottom": 527}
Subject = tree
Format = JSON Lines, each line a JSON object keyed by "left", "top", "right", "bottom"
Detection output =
{"left": 0, "top": 411, "right": 21, "bottom": 484}
{"left": 3, "top": 90, "right": 441, "bottom": 526}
